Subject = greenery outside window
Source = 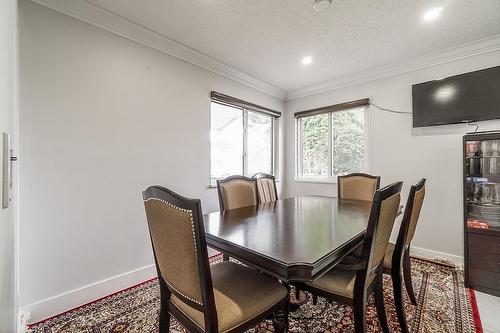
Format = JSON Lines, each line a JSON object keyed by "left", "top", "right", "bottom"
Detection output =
{"left": 297, "top": 106, "right": 368, "bottom": 182}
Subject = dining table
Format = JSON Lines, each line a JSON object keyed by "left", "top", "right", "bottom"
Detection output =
{"left": 203, "top": 195, "right": 386, "bottom": 284}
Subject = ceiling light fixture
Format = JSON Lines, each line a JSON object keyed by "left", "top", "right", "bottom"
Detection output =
{"left": 302, "top": 56, "right": 313, "bottom": 65}
{"left": 423, "top": 6, "right": 444, "bottom": 21}
{"left": 312, "top": 0, "right": 332, "bottom": 12}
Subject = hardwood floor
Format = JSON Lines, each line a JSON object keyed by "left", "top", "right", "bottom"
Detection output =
{"left": 476, "top": 291, "right": 500, "bottom": 333}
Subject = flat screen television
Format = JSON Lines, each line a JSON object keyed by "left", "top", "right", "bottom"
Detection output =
{"left": 412, "top": 65, "right": 500, "bottom": 128}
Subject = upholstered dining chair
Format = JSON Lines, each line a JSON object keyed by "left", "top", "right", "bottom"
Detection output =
{"left": 217, "top": 175, "right": 259, "bottom": 261}
{"left": 253, "top": 173, "right": 278, "bottom": 203}
{"left": 383, "top": 178, "right": 426, "bottom": 333}
{"left": 296, "top": 182, "right": 403, "bottom": 333}
{"left": 338, "top": 173, "right": 381, "bottom": 201}
{"left": 143, "top": 186, "right": 289, "bottom": 333}
{"left": 217, "top": 175, "right": 258, "bottom": 211}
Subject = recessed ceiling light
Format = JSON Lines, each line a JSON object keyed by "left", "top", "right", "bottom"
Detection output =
{"left": 302, "top": 56, "right": 313, "bottom": 65}
{"left": 423, "top": 7, "right": 444, "bottom": 21}
{"left": 312, "top": 0, "right": 332, "bottom": 12}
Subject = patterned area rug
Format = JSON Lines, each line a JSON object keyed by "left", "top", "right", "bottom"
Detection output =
{"left": 29, "top": 255, "right": 482, "bottom": 333}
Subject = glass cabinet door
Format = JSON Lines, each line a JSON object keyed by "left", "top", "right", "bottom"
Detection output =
{"left": 465, "top": 139, "right": 500, "bottom": 231}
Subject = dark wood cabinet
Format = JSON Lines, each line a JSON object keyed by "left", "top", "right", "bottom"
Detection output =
{"left": 468, "top": 233, "right": 500, "bottom": 255}
{"left": 468, "top": 249, "right": 500, "bottom": 273}
{"left": 464, "top": 131, "right": 500, "bottom": 297}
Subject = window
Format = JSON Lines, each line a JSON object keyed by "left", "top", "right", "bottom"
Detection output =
{"left": 210, "top": 92, "right": 278, "bottom": 185}
{"left": 211, "top": 103, "right": 244, "bottom": 177}
{"left": 297, "top": 105, "right": 368, "bottom": 181}
{"left": 247, "top": 111, "right": 273, "bottom": 177}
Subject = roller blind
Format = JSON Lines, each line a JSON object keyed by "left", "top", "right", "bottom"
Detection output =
{"left": 211, "top": 91, "right": 281, "bottom": 117}
{"left": 294, "top": 98, "right": 370, "bottom": 118}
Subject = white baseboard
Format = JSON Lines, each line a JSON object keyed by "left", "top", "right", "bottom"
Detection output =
{"left": 21, "top": 264, "right": 157, "bottom": 325}
{"left": 410, "top": 245, "right": 464, "bottom": 266}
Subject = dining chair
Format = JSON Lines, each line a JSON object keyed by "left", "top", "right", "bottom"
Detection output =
{"left": 338, "top": 173, "right": 381, "bottom": 201}
{"left": 383, "top": 178, "right": 426, "bottom": 333}
{"left": 297, "top": 181, "right": 403, "bottom": 333}
{"left": 253, "top": 173, "right": 278, "bottom": 203}
{"left": 217, "top": 175, "right": 259, "bottom": 261}
{"left": 142, "top": 185, "right": 289, "bottom": 333}
{"left": 217, "top": 175, "right": 258, "bottom": 211}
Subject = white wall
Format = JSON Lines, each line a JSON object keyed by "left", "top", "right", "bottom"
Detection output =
{"left": 18, "top": 0, "right": 284, "bottom": 321}
{"left": 285, "top": 50, "right": 500, "bottom": 263}
{"left": 0, "top": 0, "right": 18, "bottom": 332}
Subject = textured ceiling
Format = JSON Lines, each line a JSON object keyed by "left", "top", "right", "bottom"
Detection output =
{"left": 85, "top": 0, "right": 500, "bottom": 92}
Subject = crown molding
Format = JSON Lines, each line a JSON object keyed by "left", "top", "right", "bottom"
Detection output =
{"left": 29, "top": 0, "right": 287, "bottom": 100}
{"left": 286, "top": 34, "right": 500, "bottom": 100}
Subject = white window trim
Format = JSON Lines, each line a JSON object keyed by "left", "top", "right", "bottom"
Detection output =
{"left": 295, "top": 106, "right": 369, "bottom": 183}
{"left": 210, "top": 105, "right": 277, "bottom": 187}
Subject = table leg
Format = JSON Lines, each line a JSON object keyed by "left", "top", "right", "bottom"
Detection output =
{"left": 286, "top": 284, "right": 308, "bottom": 312}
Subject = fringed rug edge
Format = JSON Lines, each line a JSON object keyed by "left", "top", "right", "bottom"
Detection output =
{"left": 467, "top": 288, "right": 484, "bottom": 333}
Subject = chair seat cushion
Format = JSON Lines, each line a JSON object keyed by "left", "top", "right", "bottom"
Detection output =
{"left": 383, "top": 242, "right": 395, "bottom": 269}
{"left": 305, "top": 267, "right": 358, "bottom": 299}
{"left": 171, "top": 261, "right": 288, "bottom": 332}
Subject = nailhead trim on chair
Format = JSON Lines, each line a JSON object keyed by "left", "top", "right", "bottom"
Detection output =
{"left": 165, "top": 281, "right": 203, "bottom": 306}
{"left": 143, "top": 197, "right": 202, "bottom": 306}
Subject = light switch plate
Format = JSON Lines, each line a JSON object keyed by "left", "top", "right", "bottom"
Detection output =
{"left": 2, "top": 132, "right": 11, "bottom": 209}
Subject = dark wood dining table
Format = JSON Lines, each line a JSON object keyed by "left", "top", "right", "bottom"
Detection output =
{"left": 203, "top": 195, "right": 376, "bottom": 283}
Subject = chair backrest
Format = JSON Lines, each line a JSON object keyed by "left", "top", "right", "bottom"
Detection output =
{"left": 142, "top": 186, "right": 217, "bottom": 327}
{"left": 361, "top": 182, "right": 403, "bottom": 275}
{"left": 337, "top": 173, "right": 381, "bottom": 201}
{"left": 388, "top": 179, "right": 426, "bottom": 273}
{"left": 253, "top": 173, "right": 278, "bottom": 203}
{"left": 398, "top": 178, "right": 426, "bottom": 249}
{"left": 217, "top": 175, "right": 258, "bottom": 211}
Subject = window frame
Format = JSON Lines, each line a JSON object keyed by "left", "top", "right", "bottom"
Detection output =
{"left": 295, "top": 106, "right": 369, "bottom": 183}
{"left": 210, "top": 101, "right": 277, "bottom": 186}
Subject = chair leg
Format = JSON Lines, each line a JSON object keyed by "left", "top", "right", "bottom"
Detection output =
{"left": 158, "top": 278, "right": 171, "bottom": 333}
{"left": 285, "top": 295, "right": 290, "bottom": 331}
{"left": 353, "top": 293, "right": 367, "bottom": 333}
{"left": 158, "top": 305, "right": 171, "bottom": 333}
{"left": 272, "top": 299, "right": 288, "bottom": 333}
{"left": 223, "top": 253, "right": 229, "bottom": 261}
{"left": 403, "top": 250, "right": 417, "bottom": 305}
{"left": 312, "top": 294, "right": 318, "bottom": 305}
{"left": 374, "top": 271, "right": 390, "bottom": 333}
{"left": 392, "top": 268, "right": 410, "bottom": 333}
